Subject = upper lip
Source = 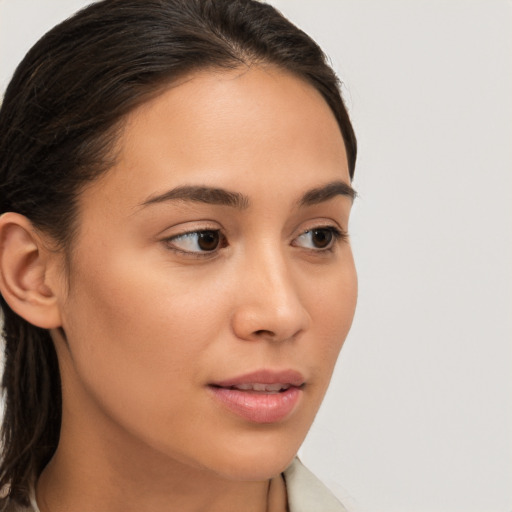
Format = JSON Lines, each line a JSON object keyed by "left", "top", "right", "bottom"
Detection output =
{"left": 210, "top": 369, "right": 305, "bottom": 388}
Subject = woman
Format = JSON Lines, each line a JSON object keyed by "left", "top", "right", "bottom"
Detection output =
{"left": 0, "top": 1, "right": 357, "bottom": 511}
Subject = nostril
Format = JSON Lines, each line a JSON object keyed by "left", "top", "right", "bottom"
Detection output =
{"left": 254, "top": 329, "right": 275, "bottom": 337}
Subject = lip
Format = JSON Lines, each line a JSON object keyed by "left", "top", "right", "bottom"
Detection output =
{"left": 212, "top": 369, "right": 305, "bottom": 388}
{"left": 208, "top": 369, "right": 305, "bottom": 424}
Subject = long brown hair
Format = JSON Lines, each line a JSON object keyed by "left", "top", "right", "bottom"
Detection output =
{"left": 0, "top": 0, "right": 357, "bottom": 506}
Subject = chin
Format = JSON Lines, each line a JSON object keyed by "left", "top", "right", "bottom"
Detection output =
{"left": 212, "top": 453, "right": 297, "bottom": 482}
{"left": 199, "top": 429, "right": 305, "bottom": 482}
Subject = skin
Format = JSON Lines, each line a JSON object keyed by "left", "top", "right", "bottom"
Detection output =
{"left": 6, "top": 65, "right": 357, "bottom": 512}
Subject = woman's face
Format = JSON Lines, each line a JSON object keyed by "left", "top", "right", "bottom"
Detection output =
{"left": 54, "top": 66, "right": 357, "bottom": 481}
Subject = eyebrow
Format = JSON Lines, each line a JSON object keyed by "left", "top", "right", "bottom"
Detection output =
{"left": 298, "top": 180, "right": 357, "bottom": 206}
{"left": 141, "top": 185, "right": 249, "bottom": 209}
{"left": 140, "top": 180, "right": 356, "bottom": 210}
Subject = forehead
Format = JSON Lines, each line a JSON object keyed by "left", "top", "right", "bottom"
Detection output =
{"left": 81, "top": 65, "right": 350, "bottom": 214}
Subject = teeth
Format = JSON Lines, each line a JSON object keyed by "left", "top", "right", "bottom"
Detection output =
{"left": 231, "top": 383, "right": 291, "bottom": 392}
{"left": 234, "top": 384, "right": 254, "bottom": 391}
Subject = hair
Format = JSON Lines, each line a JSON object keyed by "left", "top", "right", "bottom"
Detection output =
{"left": 0, "top": 0, "right": 357, "bottom": 506}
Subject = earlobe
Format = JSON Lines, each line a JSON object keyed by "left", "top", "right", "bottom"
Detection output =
{"left": 0, "top": 212, "right": 62, "bottom": 329}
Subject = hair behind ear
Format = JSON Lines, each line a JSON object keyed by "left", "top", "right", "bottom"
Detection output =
{"left": 0, "top": 214, "right": 63, "bottom": 507}
{"left": 0, "top": 313, "right": 61, "bottom": 507}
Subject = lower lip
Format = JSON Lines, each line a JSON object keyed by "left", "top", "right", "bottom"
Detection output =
{"left": 208, "top": 386, "right": 302, "bottom": 424}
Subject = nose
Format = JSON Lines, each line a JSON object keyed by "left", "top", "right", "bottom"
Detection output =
{"left": 230, "top": 248, "right": 310, "bottom": 343}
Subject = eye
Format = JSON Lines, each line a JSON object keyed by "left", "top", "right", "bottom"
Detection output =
{"left": 293, "top": 226, "right": 344, "bottom": 250}
{"left": 165, "top": 230, "right": 226, "bottom": 254}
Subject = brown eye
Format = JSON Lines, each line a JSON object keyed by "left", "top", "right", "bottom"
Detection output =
{"left": 197, "top": 231, "right": 220, "bottom": 251}
{"left": 293, "top": 226, "right": 343, "bottom": 251}
{"left": 166, "top": 229, "right": 224, "bottom": 254}
{"left": 311, "top": 228, "right": 333, "bottom": 248}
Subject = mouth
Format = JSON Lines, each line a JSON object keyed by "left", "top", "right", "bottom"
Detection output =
{"left": 213, "top": 382, "right": 295, "bottom": 393}
{"left": 208, "top": 370, "right": 305, "bottom": 424}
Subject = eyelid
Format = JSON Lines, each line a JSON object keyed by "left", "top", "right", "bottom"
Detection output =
{"left": 159, "top": 219, "right": 348, "bottom": 258}
{"left": 292, "top": 224, "right": 348, "bottom": 251}
{"left": 155, "top": 219, "right": 222, "bottom": 238}
{"left": 296, "top": 222, "right": 347, "bottom": 236}
{"left": 162, "top": 227, "right": 227, "bottom": 258}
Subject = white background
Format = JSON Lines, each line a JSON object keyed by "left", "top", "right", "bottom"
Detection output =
{"left": 1, "top": 1, "right": 511, "bottom": 511}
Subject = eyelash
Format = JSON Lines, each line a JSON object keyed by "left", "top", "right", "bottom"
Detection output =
{"left": 163, "top": 225, "right": 347, "bottom": 258}
{"left": 292, "top": 226, "right": 347, "bottom": 252}
{"left": 163, "top": 230, "right": 228, "bottom": 258}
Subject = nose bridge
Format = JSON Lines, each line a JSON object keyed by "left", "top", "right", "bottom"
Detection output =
{"left": 231, "top": 240, "right": 310, "bottom": 341}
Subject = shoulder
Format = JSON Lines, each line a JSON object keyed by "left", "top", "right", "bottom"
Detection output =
{"left": 283, "top": 458, "right": 349, "bottom": 512}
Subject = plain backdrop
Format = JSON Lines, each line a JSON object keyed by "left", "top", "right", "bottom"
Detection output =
{"left": 1, "top": 1, "right": 511, "bottom": 511}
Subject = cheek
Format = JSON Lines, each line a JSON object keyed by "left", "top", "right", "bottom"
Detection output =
{"left": 66, "top": 247, "right": 225, "bottom": 346}
{"left": 60, "top": 252, "right": 229, "bottom": 415}
{"left": 57, "top": 257, "right": 238, "bottom": 467}
{"left": 311, "top": 255, "right": 357, "bottom": 323}
{"left": 305, "top": 258, "right": 357, "bottom": 382}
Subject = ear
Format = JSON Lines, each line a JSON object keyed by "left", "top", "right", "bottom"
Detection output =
{"left": 0, "top": 212, "right": 62, "bottom": 329}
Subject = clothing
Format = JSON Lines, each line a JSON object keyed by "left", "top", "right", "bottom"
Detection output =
{"left": 284, "top": 458, "right": 348, "bottom": 512}
{"left": 5, "top": 458, "right": 348, "bottom": 512}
